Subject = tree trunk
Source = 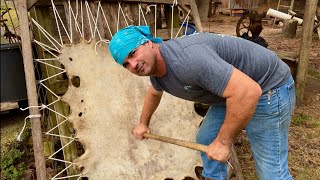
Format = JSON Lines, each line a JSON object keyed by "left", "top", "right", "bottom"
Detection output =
{"left": 197, "top": 0, "right": 210, "bottom": 22}
{"left": 296, "top": 0, "right": 318, "bottom": 103}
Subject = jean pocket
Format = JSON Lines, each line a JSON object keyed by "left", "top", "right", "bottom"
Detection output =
{"left": 287, "top": 81, "right": 296, "bottom": 115}
{"left": 257, "top": 91, "right": 279, "bottom": 116}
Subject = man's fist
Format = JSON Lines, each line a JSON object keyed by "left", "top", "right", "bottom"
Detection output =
{"left": 133, "top": 122, "right": 151, "bottom": 140}
{"left": 205, "top": 139, "right": 231, "bottom": 162}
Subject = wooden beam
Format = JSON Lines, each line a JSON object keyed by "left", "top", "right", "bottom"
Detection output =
{"left": 27, "top": 0, "right": 190, "bottom": 9}
{"left": 102, "top": 0, "right": 191, "bottom": 5}
{"left": 276, "top": 50, "right": 299, "bottom": 61}
{"left": 27, "top": 0, "right": 38, "bottom": 9}
{"left": 188, "top": 0, "right": 203, "bottom": 32}
{"left": 178, "top": 3, "right": 204, "bottom": 33}
{"left": 227, "top": 145, "right": 244, "bottom": 180}
{"left": 17, "top": 0, "right": 47, "bottom": 179}
{"left": 315, "top": 16, "right": 320, "bottom": 40}
{"left": 295, "top": 0, "right": 318, "bottom": 103}
{"left": 178, "top": 4, "right": 190, "bottom": 14}
{"left": 27, "top": 0, "right": 192, "bottom": 9}
{"left": 178, "top": 4, "right": 196, "bottom": 22}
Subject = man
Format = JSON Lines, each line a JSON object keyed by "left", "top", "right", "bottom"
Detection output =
{"left": 109, "top": 26, "right": 296, "bottom": 180}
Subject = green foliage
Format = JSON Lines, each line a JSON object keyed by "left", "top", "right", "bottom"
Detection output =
{"left": 1, "top": 0, "right": 7, "bottom": 10}
{"left": 1, "top": 144, "right": 26, "bottom": 180}
{"left": 292, "top": 113, "right": 309, "bottom": 125}
{"left": 0, "top": 1, "right": 19, "bottom": 29}
{"left": 308, "top": 67, "right": 320, "bottom": 80}
{"left": 292, "top": 113, "right": 319, "bottom": 129}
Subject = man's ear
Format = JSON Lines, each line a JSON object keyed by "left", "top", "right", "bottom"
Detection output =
{"left": 146, "top": 40, "right": 153, "bottom": 47}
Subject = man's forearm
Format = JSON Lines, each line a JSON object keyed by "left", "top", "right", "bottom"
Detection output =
{"left": 140, "top": 86, "right": 163, "bottom": 125}
{"left": 205, "top": 68, "right": 262, "bottom": 162}
{"left": 216, "top": 89, "right": 261, "bottom": 146}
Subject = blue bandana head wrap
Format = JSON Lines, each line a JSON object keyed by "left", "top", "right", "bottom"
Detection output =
{"left": 109, "top": 26, "right": 163, "bottom": 65}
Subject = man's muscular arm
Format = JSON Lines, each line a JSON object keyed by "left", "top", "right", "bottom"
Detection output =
{"left": 206, "top": 68, "right": 262, "bottom": 162}
{"left": 133, "top": 85, "right": 163, "bottom": 140}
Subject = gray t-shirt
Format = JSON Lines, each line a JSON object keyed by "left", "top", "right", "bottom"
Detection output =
{"left": 150, "top": 33, "right": 290, "bottom": 104}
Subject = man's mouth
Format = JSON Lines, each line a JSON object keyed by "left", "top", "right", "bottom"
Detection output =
{"left": 137, "top": 62, "right": 144, "bottom": 73}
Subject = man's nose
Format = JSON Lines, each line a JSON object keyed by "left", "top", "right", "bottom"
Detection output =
{"left": 128, "top": 58, "right": 138, "bottom": 70}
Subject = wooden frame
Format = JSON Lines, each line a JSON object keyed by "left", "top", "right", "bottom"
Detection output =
{"left": 27, "top": 0, "right": 203, "bottom": 32}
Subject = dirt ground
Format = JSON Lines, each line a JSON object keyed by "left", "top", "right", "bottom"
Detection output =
{"left": 203, "top": 13, "right": 320, "bottom": 179}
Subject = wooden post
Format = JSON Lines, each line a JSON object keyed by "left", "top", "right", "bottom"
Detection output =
{"left": 227, "top": 145, "right": 244, "bottom": 180}
{"left": 30, "top": 4, "right": 80, "bottom": 177}
{"left": 282, "top": 19, "right": 298, "bottom": 38}
{"left": 197, "top": 0, "right": 210, "bottom": 22}
{"left": 295, "top": 0, "right": 318, "bottom": 103}
{"left": 17, "top": 0, "right": 47, "bottom": 179}
{"left": 315, "top": 15, "right": 320, "bottom": 40}
{"left": 189, "top": 0, "right": 203, "bottom": 32}
{"left": 164, "top": 5, "right": 180, "bottom": 28}
{"left": 27, "top": 0, "right": 38, "bottom": 10}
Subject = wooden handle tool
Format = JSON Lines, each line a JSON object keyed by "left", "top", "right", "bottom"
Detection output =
{"left": 143, "top": 133, "right": 234, "bottom": 169}
{"left": 143, "top": 133, "right": 207, "bottom": 152}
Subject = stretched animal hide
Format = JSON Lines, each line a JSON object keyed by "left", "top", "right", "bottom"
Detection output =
{"left": 59, "top": 40, "right": 203, "bottom": 179}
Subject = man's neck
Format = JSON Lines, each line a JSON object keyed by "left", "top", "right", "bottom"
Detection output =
{"left": 154, "top": 44, "right": 166, "bottom": 77}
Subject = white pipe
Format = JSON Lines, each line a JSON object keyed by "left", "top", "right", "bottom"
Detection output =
{"left": 267, "top": 8, "right": 303, "bottom": 25}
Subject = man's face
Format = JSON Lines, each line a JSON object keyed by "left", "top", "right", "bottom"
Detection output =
{"left": 122, "top": 41, "right": 157, "bottom": 76}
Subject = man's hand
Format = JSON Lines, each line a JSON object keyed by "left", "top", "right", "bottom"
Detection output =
{"left": 133, "top": 123, "right": 151, "bottom": 140}
{"left": 205, "top": 139, "right": 231, "bottom": 162}
{"left": 133, "top": 86, "right": 162, "bottom": 140}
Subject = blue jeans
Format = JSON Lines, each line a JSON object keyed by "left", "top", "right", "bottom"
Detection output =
{"left": 196, "top": 76, "right": 296, "bottom": 180}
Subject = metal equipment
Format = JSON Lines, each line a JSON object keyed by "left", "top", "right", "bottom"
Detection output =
{"left": 236, "top": 10, "right": 266, "bottom": 38}
{"left": 236, "top": 10, "right": 268, "bottom": 48}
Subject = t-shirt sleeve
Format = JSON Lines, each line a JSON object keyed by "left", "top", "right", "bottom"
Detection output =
{"left": 150, "top": 76, "right": 164, "bottom": 91}
{"left": 179, "top": 43, "right": 234, "bottom": 97}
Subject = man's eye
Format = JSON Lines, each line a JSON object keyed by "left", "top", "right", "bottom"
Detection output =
{"left": 123, "top": 63, "right": 128, "bottom": 68}
{"left": 130, "top": 50, "right": 136, "bottom": 57}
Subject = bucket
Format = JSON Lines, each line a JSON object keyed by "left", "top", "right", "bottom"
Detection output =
{"left": 179, "top": 23, "right": 197, "bottom": 35}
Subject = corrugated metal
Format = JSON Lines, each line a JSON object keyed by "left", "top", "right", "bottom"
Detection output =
{"left": 220, "top": 0, "right": 258, "bottom": 10}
